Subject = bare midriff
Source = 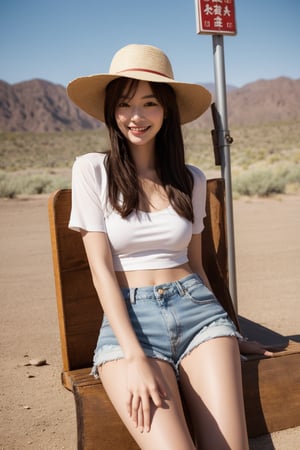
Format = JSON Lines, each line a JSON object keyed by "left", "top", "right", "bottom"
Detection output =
{"left": 115, "top": 263, "right": 193, "bottom": 288}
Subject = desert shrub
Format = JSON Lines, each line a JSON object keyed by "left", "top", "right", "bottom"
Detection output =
{"left": 0, "top": 172, "right": 19, "bottom": 198}
{"left": 281, "top": 164, "right": 300, "bottom": 184}
{"left": 21, "top": 175, "right": 54, "bottom": 195}
{"left": 0, "top": 171, "right": 70, "bottom": 198}
{"left": 233, "top": 168, "right": 286, "bottom": 196}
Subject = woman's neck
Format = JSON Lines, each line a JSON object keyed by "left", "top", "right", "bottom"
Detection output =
{"left": 129, "top": 145, "right": 156, "bottom": 177}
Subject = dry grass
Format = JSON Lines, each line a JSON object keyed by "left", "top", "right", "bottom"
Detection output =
{"left": 0, "top": 120, "right": 299, "bottom": 197}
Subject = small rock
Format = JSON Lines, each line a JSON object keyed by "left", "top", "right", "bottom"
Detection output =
{"left": 29, "top": 358, "right": 47, "bottom": 367}
{"left": 27, "top": 374, "right": 35, "bottom": 378}
{"left": 23, "top": 405, "right": 31, "bottom": 410}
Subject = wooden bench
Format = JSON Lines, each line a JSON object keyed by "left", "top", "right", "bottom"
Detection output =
{"left": 48, "top": 179, "right": 300, "bottom": 449}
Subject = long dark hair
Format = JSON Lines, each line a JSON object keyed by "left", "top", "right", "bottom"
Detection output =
{"left": 104, "top": 78, "right": 194, "bottom": 221}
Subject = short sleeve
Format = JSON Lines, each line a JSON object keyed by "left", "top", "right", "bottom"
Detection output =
{"left": 68, "top": 153, "right": 107, "bottom": 233}
{"left": 188, "top": 165, "right": 207, "bottom": 234}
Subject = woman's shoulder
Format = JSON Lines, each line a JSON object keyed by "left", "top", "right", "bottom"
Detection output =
{"left": 186, "top": 164, "right": 206, "bottom": 184}
{"left": 74, "top": 151, "right": 108, "bottom": 166}
{"left": 72, "top": 151, "right": 108, "bottom": 176}
{"left": 71, "top": 152, "right": 109, "bottom": 189}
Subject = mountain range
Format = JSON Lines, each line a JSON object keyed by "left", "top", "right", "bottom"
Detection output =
{"left": 0, "top": 77, "right": 299, "bottom": 132}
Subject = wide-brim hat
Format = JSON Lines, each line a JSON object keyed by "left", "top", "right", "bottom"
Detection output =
{"left": 67, "top": 44, "right": 211, "bottom": 124}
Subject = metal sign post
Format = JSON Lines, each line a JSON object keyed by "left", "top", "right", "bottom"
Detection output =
{"left": 194, "top": 0, "right": 238, "bottom": 311}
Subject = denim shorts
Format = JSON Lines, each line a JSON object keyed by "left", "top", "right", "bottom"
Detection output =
{"left": 92, "top": 273, "right": 241, "bottom": 377}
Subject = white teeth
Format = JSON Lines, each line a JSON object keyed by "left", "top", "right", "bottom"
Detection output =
{"left": 130, "top": 126, "right": 148, "bottom": 131}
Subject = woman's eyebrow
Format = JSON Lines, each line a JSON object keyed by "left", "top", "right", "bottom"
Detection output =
{"left": 119, "top": 94, "right": 157, "bottom": 100}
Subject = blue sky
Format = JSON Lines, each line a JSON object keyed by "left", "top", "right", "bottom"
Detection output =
{"left": 1, "top": 0, "right": 299, "bottom": 88}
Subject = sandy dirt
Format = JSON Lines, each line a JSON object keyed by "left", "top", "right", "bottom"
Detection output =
{"left": 0, "top": 193, "right": 299, "bottom": 449}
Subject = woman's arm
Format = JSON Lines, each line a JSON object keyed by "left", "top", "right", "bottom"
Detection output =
{"left": 187, "top": 233, "right": 212, "bottom": 289}
{"left": 80, "top": 230, "right": 166, "bottom": 431}
{"left": 81, "top": 229, "right": 144, "bottom": 360}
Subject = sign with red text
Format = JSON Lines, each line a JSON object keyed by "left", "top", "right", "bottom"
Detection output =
{"left": 195, "top": 0, "right": 237, "bottom": 35}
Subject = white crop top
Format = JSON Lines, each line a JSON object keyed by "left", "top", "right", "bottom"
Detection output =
{"left": 69, "top": 152, "right": 206, "bottom": 271}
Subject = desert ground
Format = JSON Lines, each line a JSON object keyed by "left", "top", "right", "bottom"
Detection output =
{"left": 0, "top": 192, "right": 299, "bottom": 449}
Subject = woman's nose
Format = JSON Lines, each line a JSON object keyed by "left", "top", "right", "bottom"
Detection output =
{"left": 131, "top": 106, "right": 143, "bottom": 119}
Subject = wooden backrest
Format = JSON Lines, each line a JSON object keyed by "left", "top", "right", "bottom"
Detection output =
{"left": 48, "top": 178, "right": 239, "bottom": 372}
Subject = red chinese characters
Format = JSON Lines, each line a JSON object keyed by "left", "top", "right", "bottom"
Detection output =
{"left": 195, "top": 0, "right": 237, "bottom": 35}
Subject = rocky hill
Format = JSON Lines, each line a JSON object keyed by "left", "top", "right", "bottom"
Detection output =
{"left": 0, "top": 77, "right": 299, "bottom": 132}
{"left": 227, "top": 77, "right": 300, "bottom": 125}
{"left": 0, "top": 79, "right": 100, "bottom": 132}
{"left": 195, "top": 76, "right": 300, "bottom": 128}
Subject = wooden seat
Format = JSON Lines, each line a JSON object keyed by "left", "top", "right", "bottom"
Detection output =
{"left": 48, "top": 179, "right": 300, "bottom": 449}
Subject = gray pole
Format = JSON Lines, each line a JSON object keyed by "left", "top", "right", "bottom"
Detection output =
{"left": 212, "top": 34, "right": 238, "bottom": 311}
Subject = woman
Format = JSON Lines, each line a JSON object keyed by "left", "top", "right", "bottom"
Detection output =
{"left": 67, "top": 44, "right": 271, "bottom": 450}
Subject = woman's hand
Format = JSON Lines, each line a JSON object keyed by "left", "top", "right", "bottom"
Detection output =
{"left": 239, "top": 339, "right": 274, "bottom": 357}
{"left": 126, "top": 355, "right": 167, "bottom": 433}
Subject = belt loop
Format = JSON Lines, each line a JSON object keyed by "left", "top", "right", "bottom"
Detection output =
{"left": 129, "top": 288, "right": 136, "bottom": 304}
{"left": 175, "top": 280, "right": 185, "bottom": 296}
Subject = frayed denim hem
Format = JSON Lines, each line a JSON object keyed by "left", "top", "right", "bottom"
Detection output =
{"left": 91, "top": 345, "right": 174, "bottom": 379}
{"left": 91, "top": 318, "right": 243, "bottom": 379}
{"left": 175, "top": 317, "right": 243, "bottom": 375}
{"left": 91, "top": 345, "right": 124, "bottom": 379}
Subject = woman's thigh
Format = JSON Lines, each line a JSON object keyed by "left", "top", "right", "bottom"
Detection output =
{"left": 179, "top": 337, "right": 249, "bottom": 450}
{"left": 99, "top": 358, "right": 195, "bottom": 450}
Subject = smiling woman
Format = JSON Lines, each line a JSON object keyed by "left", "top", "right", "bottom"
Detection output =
{"left": 113, "top": 80, "right": 164, "bottom": 152}
{"left": 65, "top": 43, "right": 269, "bottom": 449}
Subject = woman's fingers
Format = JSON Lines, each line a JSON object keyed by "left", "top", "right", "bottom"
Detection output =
{"left": 239, "top": 339, "right": 274, "bottom": 356}
{"left": 151, "top": 384, "right": 166, "bottom": 408}
{"left": 142, "top": 383, "right": 167, "bottom": 431}
{"left": 262, "top": 347, "right": 274, "bottom": 356}
{"left": 131, "top": 393, "right": 141, "bottom": 428}
{"left": 127, "top": 393, "right": 149, "bottom": 432}
{"left": 127, "top": 385, "right": 166, "bottom": 432}
{"left": 126, "top": 358, "right": 169, "bottom": 432}
{"left": 126, "top": 391, "right": 133, "bottom": 417}
{"left": 140, "top": 395, "right": 150, "bottom": 432}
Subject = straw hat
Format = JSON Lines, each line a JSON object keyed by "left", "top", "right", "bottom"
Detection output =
{"left": 67, "top": 44, "right": 211, "bottom": 124}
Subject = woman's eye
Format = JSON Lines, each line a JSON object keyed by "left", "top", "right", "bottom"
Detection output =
{"left": 118, "top": 102, "right": 129, "bottom": 108}
{"left": 145, "top": 101, "right": 157, "bottom": 107}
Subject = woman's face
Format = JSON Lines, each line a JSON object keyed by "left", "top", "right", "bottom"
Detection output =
{"left": 114, "top": 81, "right": 164, "bottom": 151}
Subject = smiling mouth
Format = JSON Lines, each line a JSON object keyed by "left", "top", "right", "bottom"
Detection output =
{"left": 129, "top": 126, "right": 150, "bottom": 132}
